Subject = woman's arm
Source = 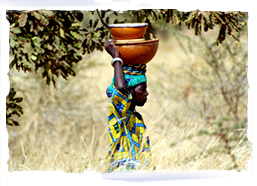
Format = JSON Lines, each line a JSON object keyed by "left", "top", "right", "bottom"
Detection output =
{"left": 105, "top": 40, "right": 126, "bottom": 93}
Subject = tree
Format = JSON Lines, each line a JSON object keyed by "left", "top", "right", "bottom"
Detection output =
{"left": 6, "top": 9, "right": 247, "bottom": 126}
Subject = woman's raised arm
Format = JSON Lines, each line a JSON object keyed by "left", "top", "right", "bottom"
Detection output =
{"left": 105, "top": 40, "right": 126, "bottom": 93}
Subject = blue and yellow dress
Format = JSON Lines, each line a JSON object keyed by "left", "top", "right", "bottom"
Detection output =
{"left": 106, "top": 85, "right": 151, "bottom": 172}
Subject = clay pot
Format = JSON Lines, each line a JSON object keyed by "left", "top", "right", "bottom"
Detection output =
{"left": 114, "top": 38, "right": 159, "bottom": 65}
{"left": 109, "top": 23, "right": 148, "bottom": 40}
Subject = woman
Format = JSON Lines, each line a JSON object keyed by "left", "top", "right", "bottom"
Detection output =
{"left": 105, "top": 39, "right": 151, "bottom": 172}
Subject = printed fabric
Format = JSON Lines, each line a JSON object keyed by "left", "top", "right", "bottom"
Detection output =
{"left": 106, "top": 85, "right": 151, "bottom": 172}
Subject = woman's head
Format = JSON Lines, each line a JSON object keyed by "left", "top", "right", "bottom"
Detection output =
{"left": 129, "top": 82, "right": 149, "bottom": 107}
{"left": 106, "top": 64, "right": 148, "bottom": 98}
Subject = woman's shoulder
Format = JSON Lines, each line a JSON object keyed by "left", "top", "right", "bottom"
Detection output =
{"left": 112, "top": 85, "right": 132, "bottom": 101}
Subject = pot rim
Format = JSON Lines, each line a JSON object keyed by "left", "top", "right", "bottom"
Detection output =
{"left": 108, "top": 23, "right": 148, "bottom": 28}
{"left": 114, "top": 38, "right": 159, "bottom": 45}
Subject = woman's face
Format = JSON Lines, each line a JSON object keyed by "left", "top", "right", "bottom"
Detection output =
{"left": 132, "top": 83, "right": 149, "bottom": 106}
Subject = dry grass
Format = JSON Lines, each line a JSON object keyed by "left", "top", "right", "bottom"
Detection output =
{"left": 7, "top": 25, "right": 251, "bottom": 173}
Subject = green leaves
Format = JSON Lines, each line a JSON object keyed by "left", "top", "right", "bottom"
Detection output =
{"left": 19, "top": 12, "right": 28, "bottom": 27}
{"left": 217, "top": 24, "right": 227, "bottom": 45}
{"left": 80, "top": 10, "right": 115, "bottom": 55}
{"left": 7, "top": 9, "right": 247, "bottom": 127}
{"left": 60, "top": 28, "right": 65, "bottom": 38}
{"left": 198, "top": 129, "right": 209, "bottom": 136}
{"left": 185, "top": 11, "right": 214, "bottom": 36}
{"left": 70, "top": 31, "right": 81, "bottom": 39}
{"left": 11, "top": 27, "right": 21, "bottom": 34}
{"left": 6, "top": 88, "right": 23, "bottom": 126}
{"left": 8, "top": 10, "right": 247, "bottom": 87}
{"left": 8, "top": 10, "right": 84, "bottom": 86}
{"left": 126, "top": 9, "right": 247, "bottom": 45}
{"left": 184, "top": 10, "right": 247, "bottom": 45}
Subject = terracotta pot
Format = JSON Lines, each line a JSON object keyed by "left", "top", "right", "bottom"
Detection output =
{"left": 109, "top": 23, "right": 148, "bottom": 40}
{"left": 114, "top": 38, "right": 159, "bottom": 65}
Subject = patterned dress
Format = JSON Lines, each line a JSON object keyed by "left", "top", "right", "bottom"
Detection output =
{"left": 106, "top": 85, "right": 151, "bottom": 172}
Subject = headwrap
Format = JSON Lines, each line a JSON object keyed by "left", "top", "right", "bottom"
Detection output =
{"left": 106, "top": 64, "right": 147, "bottom": 98}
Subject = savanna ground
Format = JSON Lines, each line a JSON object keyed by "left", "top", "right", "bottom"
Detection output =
{"left": 7, "top": 17, "right": 252, "bottom": 173}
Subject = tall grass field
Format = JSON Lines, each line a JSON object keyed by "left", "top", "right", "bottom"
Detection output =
{"left": 7, "top": 22, "right": 251, "bottom": 173}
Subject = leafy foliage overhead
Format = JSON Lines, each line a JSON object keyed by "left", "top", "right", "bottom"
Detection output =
{"left": 125, "top": 9, "right": 247, "bottom": 45}
{"left": 7, "top": 9, "right": 247, "bottom": 86}
{"left": 6, "top": 9, "right": 247, "bottom": 126}
{"left": 182, "top": 10, "right": 247, "bottom": 45}
{"left": 8, "top": 10, "right": 84, "bottom": 86}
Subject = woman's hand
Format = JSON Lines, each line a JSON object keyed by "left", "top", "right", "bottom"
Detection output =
{"left": 104, "top": 39, "right": 120, "bottom": 58}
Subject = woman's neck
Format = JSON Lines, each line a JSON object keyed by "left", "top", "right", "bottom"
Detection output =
{"left": 129, "top": 103, "right": 136, "bottom": 112}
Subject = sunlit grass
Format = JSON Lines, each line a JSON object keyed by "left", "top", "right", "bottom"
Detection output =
{"left": 7, "top": 26, "right": 251, "bottom": 173}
